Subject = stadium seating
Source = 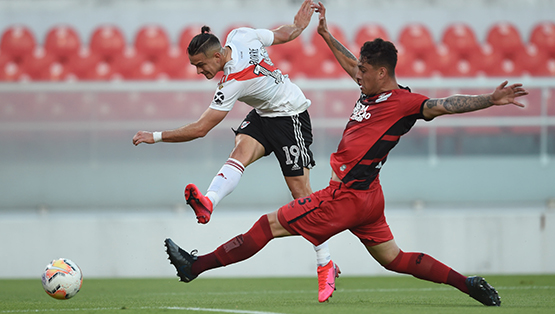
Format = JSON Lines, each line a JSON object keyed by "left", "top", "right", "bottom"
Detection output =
{"left": 89, "top": 25, "right": 126, "bottom": 62}
{"left": 44, "top": 25, "right": 81, "bottom": 63}
{"left": 529, "top": 21, "right": 555, "bottom": 57}
{"left": 441, "top": 23, "right": 480, "bottom": 59}
{"left": 0, "top": 21, "right": 555, "bottom": 81}
{"left": 398, "top": 23, "right": 436, "bottom": 58}
{"left": 354, "top": 23, "right": 390, "bottom": 49}
{"left": 134, "top": 25, "right": 170, "bottom": 62}
{"left": 485, "top": 22, "right": 525, "bottom": 58}
{"left": 0, "top": 25, "right": 36, "bottom": 62}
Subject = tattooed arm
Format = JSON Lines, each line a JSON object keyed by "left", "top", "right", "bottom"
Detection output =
{"left": 422, "top": 81, "right": 529, "bottom": 120}
{"left": 313, "top": 1, "right": 358, "bottom": 80}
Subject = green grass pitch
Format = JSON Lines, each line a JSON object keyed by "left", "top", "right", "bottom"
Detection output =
{"left": 1, "top": 274, "right": 554, "bottom": 313}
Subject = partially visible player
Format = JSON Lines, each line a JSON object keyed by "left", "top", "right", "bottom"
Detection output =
{"left": 132, "top": 0, "right": 339, "bottom": 302}
{"left": 162, "top": 1, "right": 528, "bottom": 306}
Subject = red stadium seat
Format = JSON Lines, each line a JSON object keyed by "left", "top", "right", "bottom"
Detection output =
{"left": 40, "top": 61, "right": 70, "bottom": 81}
{"left": 398, "top": 23, "right": 436, "bottom": 57}
{"left": 471, "top": 44, "right": 523, "bottom": 77}
{"left": 441, "top": 23, "right": 480, "bottom": 59}
{"left": 485, "top": 22, "right": 525, "bottom": 58}
{"left": 109, "top": 46, "right": 147, "bottom": 79}
{"left": 354, "top": 23, "right": 389, "bottom": 50}
{"left": 529, "top": 21, "right": 555, "bottom": 56}
{"left": 134, "top": 25, "right": 170, "bottom": 62}
{"left": 89, "top": 25, "right": 126, "bottom": 62}
{"left": 127, "top": 60, "right": 163, "bottom": 80}
{"left": 0, "top": 52, "right": 23, "bottom": 81}
{"left": 65, "top": 47, "right": 103, "bottom": 80}
{"left": 1, "top": 25, "right": 36, "bottom": 62}
{"left": 395, "top": 46, "right": 434, "bottom": 77}
{"left": 157, "top": 45, "right": 198, "bottom": 80}
{"left": 432, "top": 44, "right": 478, "bottom": 77}
{"left": 19, "top": 47, "right": 57, "bottom": 80}
{"left": 44, "top": 25, "right": 81, "bottom": 63}
{"left": 518, "top": 45, "right": 555, "bottom": 77}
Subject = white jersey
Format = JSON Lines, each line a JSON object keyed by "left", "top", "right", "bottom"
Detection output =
{"left": 209, "top": 28, "right": 311, "bottom": 117}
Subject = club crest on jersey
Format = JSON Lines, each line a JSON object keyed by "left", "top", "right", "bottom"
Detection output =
{"left": 240, "top": 121, "right": 250, "bottom": 129}
{"left": 350, "top": 100, "right": 372, "bottom": 122}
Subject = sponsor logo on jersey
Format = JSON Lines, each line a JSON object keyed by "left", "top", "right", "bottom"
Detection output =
{"left": 376, "top": 92, "right": 392, "bottom": 103}
{"left": 350, "top": 100, "right": 372, "bottom": 122}
{"left": 214, "top": 91, "right": 225, "bottom": 104}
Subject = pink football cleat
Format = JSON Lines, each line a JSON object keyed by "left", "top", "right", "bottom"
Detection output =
{"left": 184, "top": 183, "right": 213, "bottom": 224}
{"left": 317, "top": 260, "right": 341, "bottom": 302}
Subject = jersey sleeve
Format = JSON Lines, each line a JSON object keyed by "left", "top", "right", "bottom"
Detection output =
{"left": 401, "top": 92, "right": 430, "bottom": 120}
{"left": 253, "top": 28, "right": 274, "bottom": 47}
{"left": 208, "top": 80, "right": 244, "bottom": 111}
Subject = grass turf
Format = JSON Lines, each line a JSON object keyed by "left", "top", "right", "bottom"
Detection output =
{"left": 1, "top": 274, "right": 554, "bottom": 313}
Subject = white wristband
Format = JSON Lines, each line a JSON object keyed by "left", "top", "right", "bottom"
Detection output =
{"left": 153, "top": 131, "right": 162, "bottom": 143}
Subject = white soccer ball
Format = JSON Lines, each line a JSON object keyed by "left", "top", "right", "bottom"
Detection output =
{"left": 41, "top": 258, "right": 83, "bottom": 300}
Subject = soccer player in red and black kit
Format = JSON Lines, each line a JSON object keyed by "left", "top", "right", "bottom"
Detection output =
{"left": 164, "top": 1, "right": 528, "bottom": 306}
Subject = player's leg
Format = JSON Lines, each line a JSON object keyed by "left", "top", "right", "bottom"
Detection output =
{"left": 165, "top": 210, "right": 291, "bottom": 281}
{"left": 185, "top": 110, "right": 267, "bottom": 224}
{"left": 365, "top": 240, "right": 500, "bottom": 306}
{"left": 284, "top": 170, "right": 338, "bottom": 302}
{"left": 203, "top": 134, "right": 265, "bottom": 206}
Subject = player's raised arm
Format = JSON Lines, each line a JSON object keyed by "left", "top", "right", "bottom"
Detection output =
{"left": 271, "top": 0, "right": 315, "bottom": 45}
{"left": 313, "top": 1, "right": 358, "bottom": 81}
{"left": 132, "top": 108, "right": 228, "bottom": 145}
{"left": 422, "top": 81, "right": 529, "bottom": 120}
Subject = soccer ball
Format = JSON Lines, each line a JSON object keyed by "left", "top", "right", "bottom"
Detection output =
{"left": 41, "top": 258, "right": 83, "bottom": 300}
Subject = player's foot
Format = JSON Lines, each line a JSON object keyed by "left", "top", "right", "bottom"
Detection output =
{"left": 465, "top": 276, "right": 501, "bottom": 306}
{"left": 185, "top": 183, "right": 213, "bottom": 224}
{"left": 164, "top": 238, "right": 198, "bottom": 283}
{"left": 317, "top": 260, "right": 341, "bottom": 302}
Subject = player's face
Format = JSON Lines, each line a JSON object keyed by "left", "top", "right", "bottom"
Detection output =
{"left": 355, "top": 61, "right": 381, "bottom": 96}
{"left": 189, "top": 51, "right": 221, "bottom": 80}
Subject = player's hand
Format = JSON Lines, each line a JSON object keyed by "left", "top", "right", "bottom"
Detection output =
{"left": 312, "top": 2, "right": 328, "bottom": 37}
{"left": 490, "top": 81, "right": 528, "bottom": 108}
{"left": 132, "top": 131, "right": 155, "bottom": 146}
{"left": 293, "top": 0, "right": 316, "bottom": 30}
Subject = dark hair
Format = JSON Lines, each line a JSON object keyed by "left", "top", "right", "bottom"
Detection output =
{"left": 359, "top": 38, "right": 398, "bottom": 76}
{"left": 187, "top": 26, "right": 221, "bottom": 56}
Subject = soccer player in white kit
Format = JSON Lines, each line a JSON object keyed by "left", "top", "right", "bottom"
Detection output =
{"left": 132, "top": 0, "right": 339, "bottom": 302}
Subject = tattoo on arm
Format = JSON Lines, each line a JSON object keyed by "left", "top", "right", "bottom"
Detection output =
{"left": 427, "top": 94, "right": 493, "bottom": 114}
{"left": 330, "top": 34, "right": 356, "bottom": 61}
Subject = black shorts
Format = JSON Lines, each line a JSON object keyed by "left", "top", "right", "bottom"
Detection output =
{"left": 234, "top": 109, "right": 316, "bottom": 177}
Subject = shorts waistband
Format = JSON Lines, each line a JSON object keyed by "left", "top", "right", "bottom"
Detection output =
{"left": 328, "top": 178, "right": 380, "bottom": 191}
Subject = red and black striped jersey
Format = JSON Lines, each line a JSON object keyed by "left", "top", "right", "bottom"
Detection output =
{"left": 330, "top": 87, "right": 430, "bottom": 190}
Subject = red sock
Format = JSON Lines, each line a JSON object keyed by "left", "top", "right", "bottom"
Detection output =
{"left": 385, "top": 250, "right": 469, "bottom": 293}
{"left": 191, "top": 215, "right": 274, "bottom": 276}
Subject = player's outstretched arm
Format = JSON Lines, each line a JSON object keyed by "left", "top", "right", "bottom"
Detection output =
{"left": 422, "top": 81, "right": 529, "bottom": 120}
{"left": 312, "top": 1, "right": 358, "bottom": 81}
{"left": 132, "top": 108, "right": 228, "bottom": 145}
{"left": 271, "top": 0, "right": 315, "bottom": 45}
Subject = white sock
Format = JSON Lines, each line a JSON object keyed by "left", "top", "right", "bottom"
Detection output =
{"left": 205, "top": 158, "right": 245, "bottom": 208}
{"left": 314, "top": 241, "right": 331, "bottom": 267}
